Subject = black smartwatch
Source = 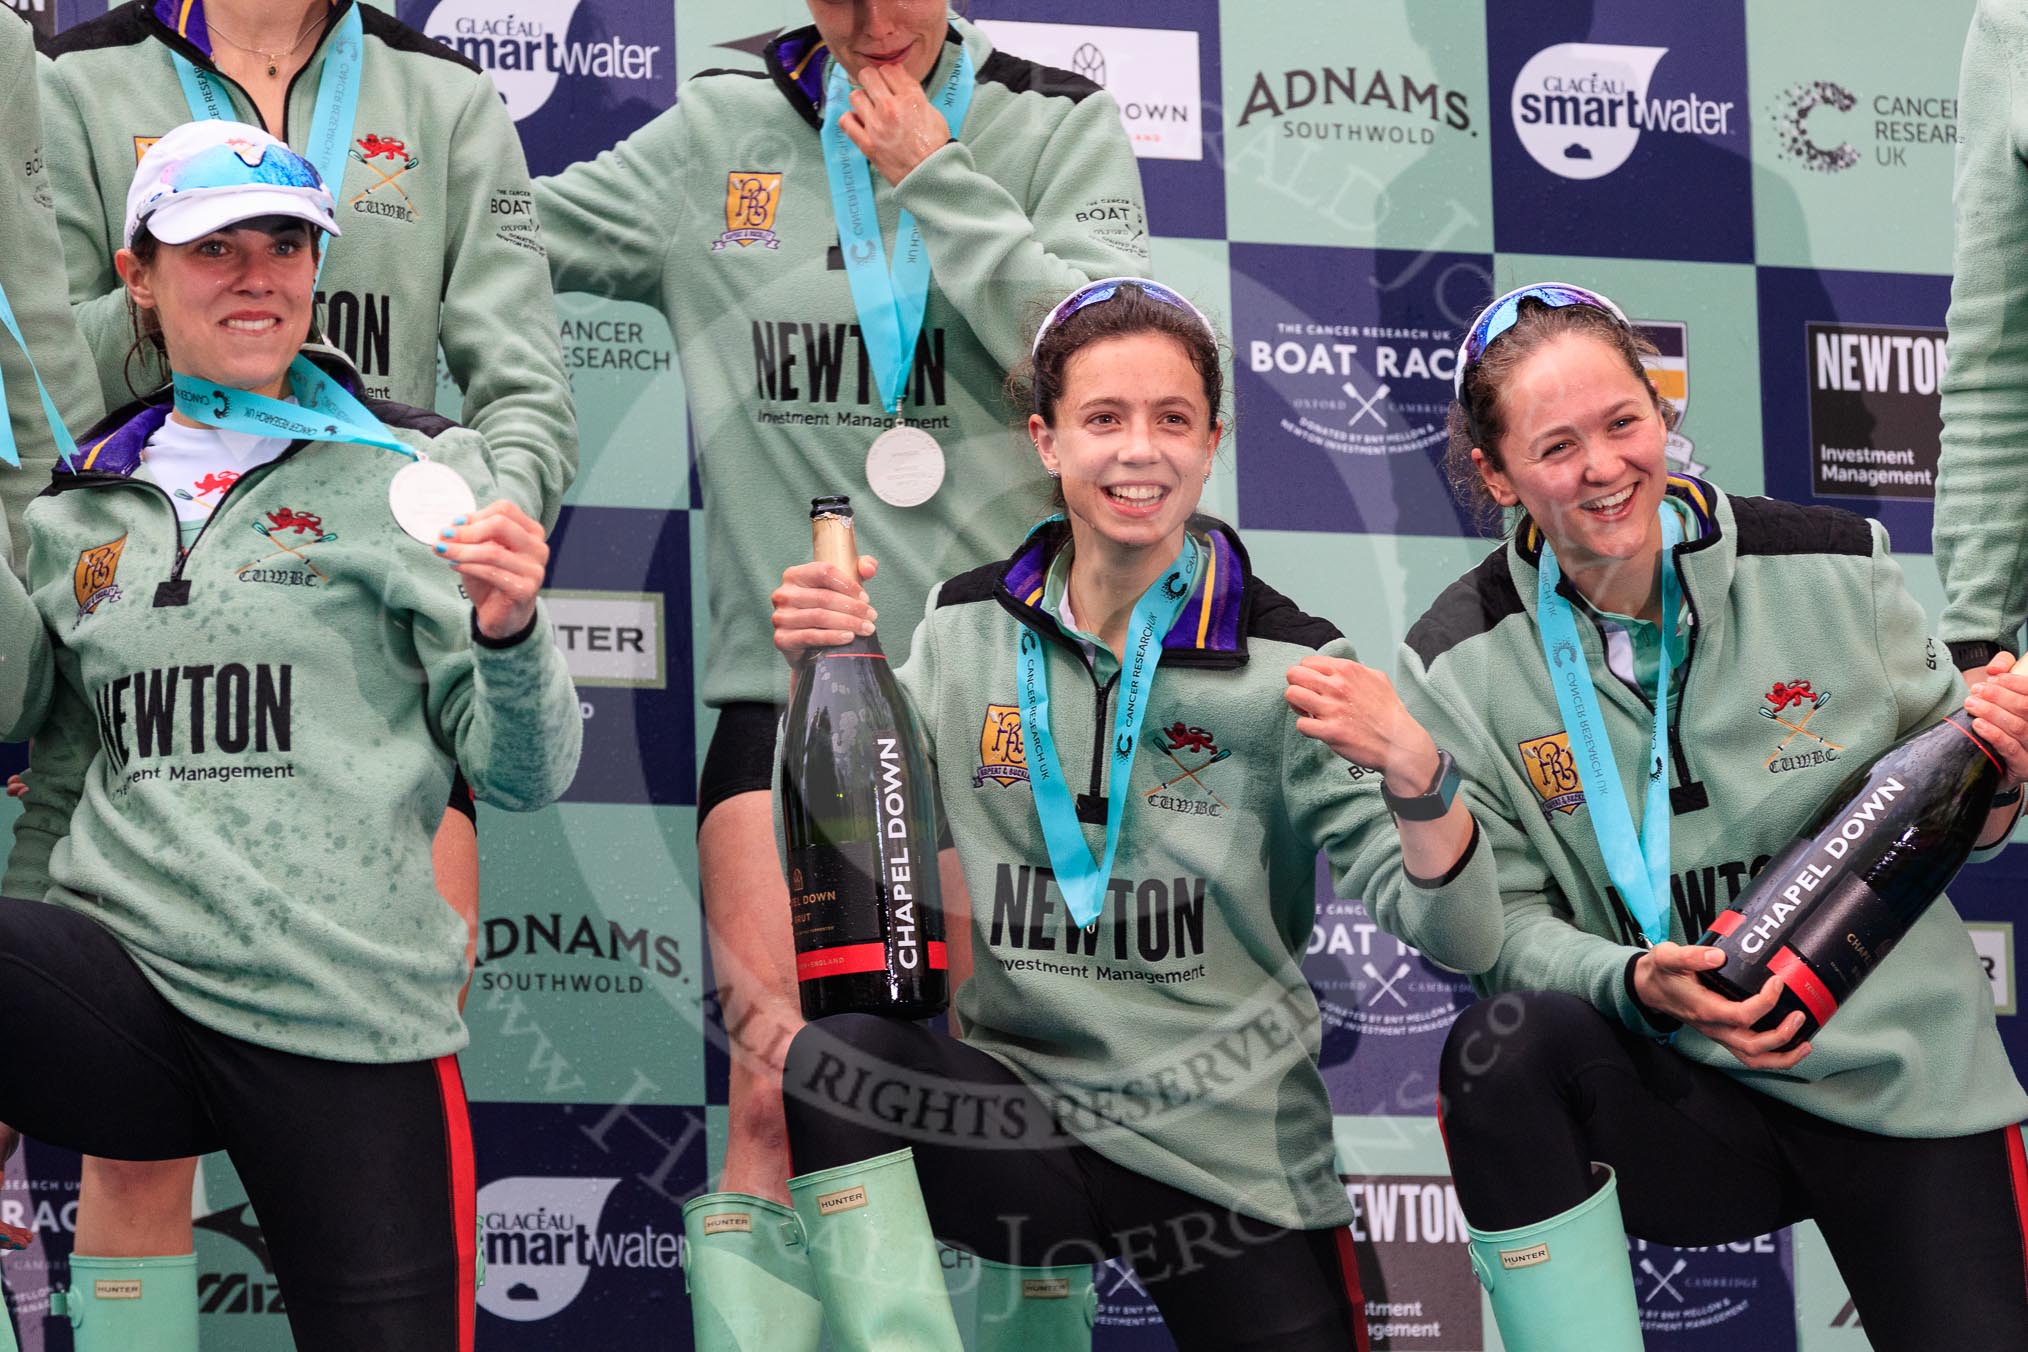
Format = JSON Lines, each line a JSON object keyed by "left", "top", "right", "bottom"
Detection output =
{"left": 1381, "top": 749, "right": 1461, "bottom": 821}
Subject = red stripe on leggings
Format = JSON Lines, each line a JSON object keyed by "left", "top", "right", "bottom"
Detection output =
{"left": 2005, "top": 1123, "right": 2028, "bottom": 1310}
{"left": 1335, "top": 1226, "right": 1371, "bottom": 1352}
{"left": 434, "top": 1055, "right": 477, "bottom": 1352}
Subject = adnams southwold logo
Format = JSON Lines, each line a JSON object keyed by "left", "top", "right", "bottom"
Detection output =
{"left": 420, "top": 0, "right": 664, "bottom": 121}
{"left": 1511, "top": 44, "right": 1737, "bottom": 179}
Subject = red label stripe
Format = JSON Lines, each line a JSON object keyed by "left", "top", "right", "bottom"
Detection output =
{"left": 797, "top": 940, "right": 949, "bottom": 980}
{"left": 1708, "top": 909, "right": 1745, "bottom": 938}
{"left": 433, "top": 1055, "right": 477, "bottom": 1352}
{"left": 1768, "top": 947, "right": 1838, "bottom": 1029}
{"left": 1942, "top": 714, "right": 2006, "bottom": 775}
{"left": 2005, "top": 1123, "right": 2028, "bottom": 1311}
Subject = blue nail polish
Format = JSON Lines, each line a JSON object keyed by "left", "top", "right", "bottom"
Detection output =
{"left": 440, "top": 527, "right": 455, "bottom": 539}
{"left": 435, "top": 543, "right": 448, "bottom": 554}
{"left": 453, "top": 515, "right": 468, "bottom": 525}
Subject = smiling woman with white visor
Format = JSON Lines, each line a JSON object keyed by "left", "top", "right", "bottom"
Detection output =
{"left": 1400, "top": 282, "right": 2028, "bottom": 1351}
{"left": 0, "top": 122, "right": 580, "bottom": 1352}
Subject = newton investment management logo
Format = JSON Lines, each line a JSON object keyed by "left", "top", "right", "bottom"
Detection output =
{"left": 1511, "top": 43, "right": 1737, "bottom": 180}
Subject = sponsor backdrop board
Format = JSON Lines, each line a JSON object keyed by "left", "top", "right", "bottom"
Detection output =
{"left": 1, "top": 1, "right": 2011, "bottom": 1349}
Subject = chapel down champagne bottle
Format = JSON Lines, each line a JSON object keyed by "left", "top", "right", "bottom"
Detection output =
{"left": 1696, "top": 710, "right": 2003, "bottom": 1040}
{"left": 779, "top": 496, "right": 949, "bottom": 1020}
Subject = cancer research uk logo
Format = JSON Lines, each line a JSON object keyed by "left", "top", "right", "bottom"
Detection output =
{"left": 1510, "top": 44, "right": 1737, "bottom": 180}
{"left": 1773, "top": 81, "right": 1956, "bottom": 174}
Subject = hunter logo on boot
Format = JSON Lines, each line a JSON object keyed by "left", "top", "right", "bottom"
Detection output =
{"left": 1499, "top": 1243, "right": 1551, "bottom": 1270}
{"left": 95, "top": 1279, "right": 145, "bottom": 1299}
{"left": 817, "top": 1186, "right": 869, "bottom": 1216}
{"left": 702, "top": 1213, "right": 753, "bottom": 1235}
{"left": 1021, "top": 1278, "right": 1072, "bottom": 1299}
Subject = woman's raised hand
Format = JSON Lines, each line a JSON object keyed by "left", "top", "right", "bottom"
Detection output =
{"left": 772, "top": 555, "right": 879, "bottom": 665}
{"left": 436, "top": 501, "right": 549, "bottom": 641}
{"left": 1284, "top": 654, "right": 1442, "bottom": 794}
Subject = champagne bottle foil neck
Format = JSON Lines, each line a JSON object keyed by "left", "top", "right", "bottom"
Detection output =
{"left": 812, "top": 513, "right": 860, "bottom": 577}
{"left": 1942, "top": 709, "right": 2006, "bottom": 777}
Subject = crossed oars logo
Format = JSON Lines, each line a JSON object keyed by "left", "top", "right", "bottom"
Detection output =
{"left": 1145, "top": 723, "right": 1228, "bottom": 807}
{"left": 349, "top": 134, "right": 419, "bottom": 213}
{"left": 1761, "top": 679, "right": 1842, "bottom": 768}
{"left": 238, "top": 508, "right": 335, "bottom": 580}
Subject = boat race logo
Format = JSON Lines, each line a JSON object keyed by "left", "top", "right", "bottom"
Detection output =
{"left": 1307, "top": 884, "right": 1474, "bottom": 1116}
{"left": 714, "top": 172, "right": 784, "bottom": 252}
{"left": 1230, "top": 242, "right": 1484, "bottom": 536}
{"left": 1759, "top": 679, "right": 1843, "bottom": 774}
{"left": 1144, "top": 720, "right": 1229, "bottom": 818}
{"left": 1510, "top": 43, "right": 1737, "bottom": 181}
{"left": 1630, "top": 1233, "right": 1793, "bottom": 1347}
{"left": 348, "top": 133, "right": 421, "bottom": 224}
{"left": 974, "top": 704, "right": 1029, "bottom": 788}
{"left": 1633, "top": 320, "right": 1708, "bottom": 477}
{"left": 1517, "top": 731, "right": 1585, "bottom": 816}
{"left": 72, "top": 534, "right": 128, "bottom": 623}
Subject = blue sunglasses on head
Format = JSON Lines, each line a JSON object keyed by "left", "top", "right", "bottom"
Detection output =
{"left": 1030, "top": 276, "right": 1216, "bottom": 359}
{"left": 1452, "top": 282, "right": 1631, "bottom": 397}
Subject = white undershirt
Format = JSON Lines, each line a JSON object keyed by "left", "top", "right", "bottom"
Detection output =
{"left": 139, "top": 414, "right": 291, "bottom": 547}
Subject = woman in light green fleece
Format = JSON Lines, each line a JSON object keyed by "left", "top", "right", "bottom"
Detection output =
{"left": 0, "top": 121, "right": 579, "bottom": 1352}
{"left": 1411, "top": 284, "right": 2028, "bottom": 1352}
{"left": 744, "top": 280, "right": 1502, "bottom": 1352}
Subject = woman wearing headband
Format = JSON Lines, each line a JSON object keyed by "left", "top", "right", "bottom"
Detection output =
{"left": 0, "top": 121, "right": 580, "bottom": 1352}
{"left": 535, "top": 6, "right": 1149, "bottom": 1338}
{"left": 763, "top": 279, "right": 1501, "bottom": 1352}
{"left": 1405, "top": 283, "right": 2028, "bottom": 1350}
{"left": 31, "top": 5, "right": 576, "bottom": 1328}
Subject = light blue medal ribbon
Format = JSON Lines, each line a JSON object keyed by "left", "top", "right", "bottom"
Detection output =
{"left": 172, "top": 2, "right": 364, "bottom": 281}
{"left": 1015, "top": 533, "right": 1200, "bottom": 929}
{"left": 0, "top": 282, "right": 81, "bottom": 469}
{"left": 171, "top": 356, "right": 412, "bottom": 458}
{"left": 1534, "top": 506, "right": 1686, "bottom": 946}
{"left": 819, "top": 47, "right": 975, "bottom": 414}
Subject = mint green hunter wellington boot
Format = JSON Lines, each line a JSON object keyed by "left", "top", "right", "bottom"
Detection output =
{"left": 788, "top": 1148, "right": 962, "bottom": 1351}
{"left": 971, "top": 1258, "right": 1096, "bottom": 1351}
{"left": 681, "top": 1192, "right": 824, "bottom": 1352}
{"left": 52, "top": 1254, "right": 199, "bottom": 1352}
{"left": 0, "top": 1268, "right": 17, "bottom": 1352}
{"left": 1467, "top": 1166, "right": 1645, "bottom": 1351}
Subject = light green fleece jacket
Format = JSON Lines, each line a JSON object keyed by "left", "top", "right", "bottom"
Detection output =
{"left": 537, "top": 17, "right": 1149, "bottom": 708}
{"left": 0, "top": 10, "right": 104, "bottom": 575}
{"left": 38, "top": 0, "right": 575, "bottom": 526}
{"left": 1399, "top": 477, "right": 2027, "bottom": 1138}
{"left": 1938, "top": 0, "right": 2028, "bottom": 669}
{"left": 0, "top": 347, "right": 582, "bottom": 1063}
{"left": 879, "top": 518, "right": 1501, "bottom": 1230}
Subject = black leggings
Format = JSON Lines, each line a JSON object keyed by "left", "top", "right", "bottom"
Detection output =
{"left": 0, "top": 898, "right": 475, "bottom": 1352}
{"left": 1437, "top": 991, "right": 2028, "bottom": 1352}
{"left": 782, "top": 1013, "right": 1367, "bottom": 1352}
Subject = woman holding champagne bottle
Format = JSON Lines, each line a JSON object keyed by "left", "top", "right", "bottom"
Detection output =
{"left": 762, "top": 279, "right": 1503, "bottom": 1351}
{"left": 1411, "top": 283, "right": 2028, "bottom": 1351}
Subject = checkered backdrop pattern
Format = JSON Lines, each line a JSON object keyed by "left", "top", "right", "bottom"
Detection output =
{"left": 0, "top": 0, "right": 2013, "bottom": 1348}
